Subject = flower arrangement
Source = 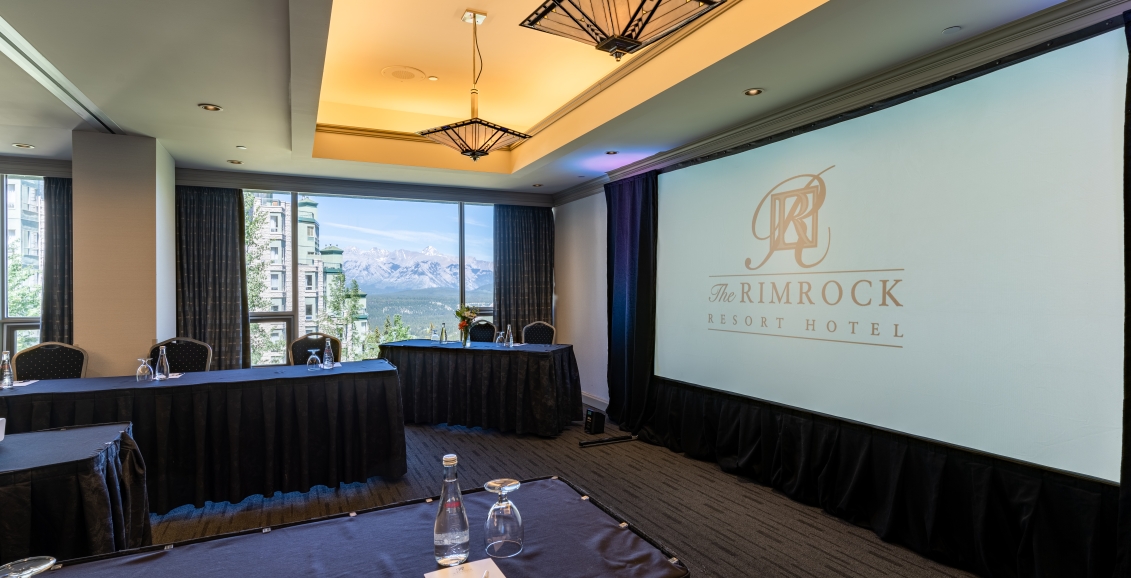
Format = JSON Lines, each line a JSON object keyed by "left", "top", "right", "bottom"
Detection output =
{"left": 455, "top": 304, "right": 479, "bottom": 333}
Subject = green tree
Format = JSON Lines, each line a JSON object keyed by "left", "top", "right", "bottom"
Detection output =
{"left": 243, "top": 192, "right": 276, "bottom": 366}
{"left": 7, "top": 244, "right": 41, "bottom": 317}
{"left": 317, "top": 275, "right": 367, "bottom": 360}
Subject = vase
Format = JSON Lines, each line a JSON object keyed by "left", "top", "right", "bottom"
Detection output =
{"left": 461, "top": 329, "right": 471, "bottom": 348}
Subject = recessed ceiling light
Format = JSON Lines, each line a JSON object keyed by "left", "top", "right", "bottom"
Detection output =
{"left": 605, "top": 151, "right": 618, "bottom": 155}
{"left": 943, "top": 26, "right": 963, "bottom": 35}
{"left": 11, "top": 143, "right": 34, "bottom": 149}
{"left": 236, "top": 145, "right": 247, "bottom": 150}
{"left": 533, "top": 184, "right": 543, "bottom": 187}
{"left": 427, "top": 76, "right": 439, "bottom": 81}
{"left": 198, "top": 103, "right": 223, "bottom": 111}
{"left": 743, "top": 88, "right": 764, "bottom": 96}
{"left": 227, "top": 160, "right": 243, "bottom": 165}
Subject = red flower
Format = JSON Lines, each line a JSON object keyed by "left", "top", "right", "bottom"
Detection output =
{"left": 459, "top": 320, "right": 469, "bottom": 330}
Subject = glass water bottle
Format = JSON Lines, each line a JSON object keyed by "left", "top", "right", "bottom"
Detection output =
{"left": 505, "top": 324, "right": 514, "bottom": 347}
{"left": 439, "top": 323, "right": 448, "bottom": 344}
{"left": 322, "top": 338, "right": 334, "bottom": 369}
{"left": 0, "top": 351, "right": 12, "bottom": 389}
{"left": 433, "top": 454, "right": 470, "bottom": 567}
{"left": 154, "top": 346, "right": 170, "bottom": 380}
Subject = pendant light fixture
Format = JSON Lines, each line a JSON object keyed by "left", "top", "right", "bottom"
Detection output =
{"left": 418, "top": 11, "right": 530, "bottom": 161}
{"left": 521, "top": 0, "right": 727, "bottom": 61}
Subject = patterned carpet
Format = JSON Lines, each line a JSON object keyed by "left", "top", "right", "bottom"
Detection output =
{"left": 152, "top": 421, "right": 974, "bottom": 578}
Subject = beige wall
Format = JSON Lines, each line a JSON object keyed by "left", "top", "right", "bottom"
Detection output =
{"left": 553, "top": 193, "right": 608, "bottom": 408}
{"left": 72, "top": 131, "right": 176, "bottom": 376}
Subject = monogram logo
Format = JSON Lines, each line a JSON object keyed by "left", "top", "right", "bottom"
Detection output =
{"left": 745, "top": 167, "right": 833, "bottom": 270}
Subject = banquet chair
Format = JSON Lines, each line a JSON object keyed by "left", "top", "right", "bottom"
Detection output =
{"left": 149, "top": 337, "right": 213, "bottom": 373}
{"left": 522, "top": 321, "right": 556, "bottom": 345}
{"left": 289, "top": 332, "right": 342, "bottom": 365}
{"left": 12, "top": 342, "right": 89, "bottom": 380}
{"left": 468, "top": 320, "right": 497, "bottom": 343}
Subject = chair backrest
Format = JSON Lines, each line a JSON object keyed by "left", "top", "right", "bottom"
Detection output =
{"left": 12, "top": 342, "right": 88, "bottom": 380}
{"left": 468, "top": 320, "right": 497, "bottom": 343}
{"left": 150, "top": 338, "right": 213, "bottom": 373}
{"left": 289, "top": 333, "right": 342, "bottom": 365}
{"left": 522, "top": 321, "right": 556, "bottom": 345}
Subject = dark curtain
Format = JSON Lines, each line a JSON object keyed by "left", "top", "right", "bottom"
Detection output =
{"left": 1116, "top": 11, "right": 1131, "bottom": 576}
{"left": 494, "top": 205, "right": 554, "bottom": 339}
{"left": 40, "top": 177, "right": 73, "bottom": 344}
{"left": 174, "top": 186, "right": 249, "bottom": 370}
{"left": 604, "top": 171, "right": 658, "bottom": 431}
{"left": 642, "top": 377, "right": 1120, "bottom": 577}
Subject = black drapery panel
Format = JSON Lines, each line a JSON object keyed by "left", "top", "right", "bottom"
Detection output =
{"left": 604, "top": 171, "right": 658, "bottom": 431}
{"left": 494, "top": 205, "right": 554, "bottom": 339}
{"left": 174, "top": 186, "right": 249, "bottom": 370}
{"left": 1117, "top": 11, "right": 1131, "bottom": 577}
{"left": 40, "top": 177, "right": 73, "bottom": 344}
{"left": 642, "top": 377, "right": 1120, "bottom": 577}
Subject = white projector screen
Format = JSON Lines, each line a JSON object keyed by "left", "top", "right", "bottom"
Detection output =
{"left": 655, "top": 31, "right": 1127, "bottom": 481}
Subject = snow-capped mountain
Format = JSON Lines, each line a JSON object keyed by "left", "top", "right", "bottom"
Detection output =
{"left": 340, "top": 246, "right": 493, "bottom": 293}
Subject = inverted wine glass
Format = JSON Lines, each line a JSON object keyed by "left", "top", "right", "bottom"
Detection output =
{"left": 136, "top": 358, "right": 153, "bottom": 382}
{"left": 306, "top": 349, "right": 321, "bottom": 371}
{"left": 0, "top": 556, "right": 56, "bottom": 577}
{"left": 483, "top": 478, "right": 523, "bottom": 558}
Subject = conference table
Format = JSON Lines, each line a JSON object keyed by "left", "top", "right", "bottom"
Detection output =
{"left": 50, "top": 477, "right": 690, "bottom": 577}
{"left": 380, "top": 340, "right": 583, "bottom": 436}
{"left": 0, "top": 423, "right": 151, "bottom": 564}
{"left": 0, "top": 360, "right": 406, "bottom": 515}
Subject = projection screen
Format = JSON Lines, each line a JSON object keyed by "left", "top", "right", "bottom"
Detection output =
{"left": 654, "top": 31, "right": 1127, "bottom": 481}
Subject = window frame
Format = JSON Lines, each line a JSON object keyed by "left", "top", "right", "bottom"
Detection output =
{"left": 245, "top": 192, "right": 493, "bottom": 365}
{"left": 0, "top": 175, "right": 42, "bottom": 353}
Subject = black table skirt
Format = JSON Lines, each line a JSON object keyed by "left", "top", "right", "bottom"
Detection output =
{"left": 50, "top": 477, "right": 689, "bottom": 577}
{"left": 0, "top": 423, "right": 151, "bottom": 564}
{"left": 380, "top": 340, "right": 583, "bottom": 436}
{"left": 0, "top": 361, "right": 407, "bottom": 515}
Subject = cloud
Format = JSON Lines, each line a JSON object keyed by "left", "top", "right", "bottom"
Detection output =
{"left": 322, "top": 222, "right": 457, "bottom": 245}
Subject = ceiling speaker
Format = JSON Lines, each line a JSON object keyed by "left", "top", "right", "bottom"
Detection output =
{"left": 381, "top": 66, "right": 426, "bottom": 81}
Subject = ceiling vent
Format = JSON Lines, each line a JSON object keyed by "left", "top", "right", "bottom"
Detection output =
{"left": 381, "top": 66, "right": 427, "bottom": 81}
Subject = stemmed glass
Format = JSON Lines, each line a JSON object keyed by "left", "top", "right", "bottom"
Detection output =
{"left": 0, "top": 556, "right": 56, "bottom": 577}
{"left": 483, "top": 479, "right": 523, "bottom": 558}
{"left": 136, "top": 358, "right": 153, "bottom": 382}
{"left": 306, "top": 349, "right": 321, "bottom": 371}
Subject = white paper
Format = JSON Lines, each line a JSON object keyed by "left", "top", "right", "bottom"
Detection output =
{"left": 13, "top": 380, "right": 38, "bottom": 387}
{"left": 169, "top": 373, "right": 185, "bottom": 379}
{"left": 423, "top": 559, "right": 503, "bottom": 578}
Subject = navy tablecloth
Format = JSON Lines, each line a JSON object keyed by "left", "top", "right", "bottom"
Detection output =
{"left": 52, "top": 477, "right": 689, "bottom": 577}
{"left": 0, "top": 423, "right": 150, "bottom": 563}
{"left": 0, "top": 361, "right": 406, "bottom": 514}
{"left": 380, "top": 340, "right": 583, "bottom": 436}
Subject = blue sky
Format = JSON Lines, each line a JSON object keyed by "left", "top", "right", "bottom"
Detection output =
{"left": 303, "top": 196, "right": 494, "bottom": 262}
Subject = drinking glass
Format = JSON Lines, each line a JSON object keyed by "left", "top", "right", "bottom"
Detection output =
{"left": 306, "top": 349, "right": 321, "bottom": 371}
{"left": 494, "top": 334, "right": 505, "bottom": 345}
{"left": 483, "top": 479, "right": 523, "bottom": 558}
{"left": 136, "top": 359, "right": 153, "bottom": 382}
{"left": 0, "top": 556, "right": 56, "bottom": 577}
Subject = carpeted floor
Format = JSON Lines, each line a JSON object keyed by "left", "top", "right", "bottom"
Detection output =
{"left": 152, "top": 421, "right": 974, "bottom": 578}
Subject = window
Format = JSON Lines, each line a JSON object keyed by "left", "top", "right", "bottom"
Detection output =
{"left": 243, "top": 191, "right": 492, "bottom": 365}
{"left": 2, "top": 175, "right": 44, "bottom": 353}
{"left": 245, "top": 191, "right": 293, "bottom": 364}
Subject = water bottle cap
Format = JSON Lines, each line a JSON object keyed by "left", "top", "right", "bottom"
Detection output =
{"left": 442, "top": 454, "right": 458, "bottom": 467}
{"left": 159, "top": 346, "right": 166, "bottom": 352}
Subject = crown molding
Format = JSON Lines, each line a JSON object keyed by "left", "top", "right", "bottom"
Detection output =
{"left": 316, "top": 123, "right": 435, "bottom": 144}
{"left": 0, "top": 155, "right": 71, "bottom": 178}
{"left": 602, "top": 0, "right": 1130, "bottom": 183}
{"left": 552, "top": 176, "right": 609, "bottom": 207}
{"left": 175, "top": 168, "right": 554, "bottom": 206}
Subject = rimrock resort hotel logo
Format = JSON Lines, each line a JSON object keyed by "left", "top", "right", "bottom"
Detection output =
{"left": 706, "top": 166, "right": 906, "bottom": 348}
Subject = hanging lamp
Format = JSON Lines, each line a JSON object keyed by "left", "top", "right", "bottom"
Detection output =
{"left": 520, "top": 0, "right": 726, "bottom": 61}
{"left": 418, "top": 12, "right": 530, "bottom": 161}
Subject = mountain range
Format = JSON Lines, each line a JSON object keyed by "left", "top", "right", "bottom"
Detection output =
{"left": 340, "top": 246, "right": 493, "bottom": 294}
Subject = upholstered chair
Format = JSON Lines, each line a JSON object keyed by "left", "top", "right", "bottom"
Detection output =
{"left": 521, "top": 321, "right": 555, "bottom": 345}
{"left": 12, "top": 342, "right": 88, "bottom": 380}
{"left": 468, "top": 320, "right": 497, "bottom": 343}
{"left": 289, "top": 333, "right": 342, "bottom": 365}
{"left": 149, "top": 338, "right": 213, "bottom": 373}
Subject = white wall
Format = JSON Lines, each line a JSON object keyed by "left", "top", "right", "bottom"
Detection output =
{"left": 154, "top": 141, "right": 176, "bottom": 340}
{"left": 554, "top": 193, "right": 608, "bottom": 408}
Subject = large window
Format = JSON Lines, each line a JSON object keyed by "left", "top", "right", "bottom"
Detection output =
{"left": 1, "top": 175, "right": 44, "bottom": 354}
{"left": 243, "top": 191, "right": 492, "bottom": 365}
